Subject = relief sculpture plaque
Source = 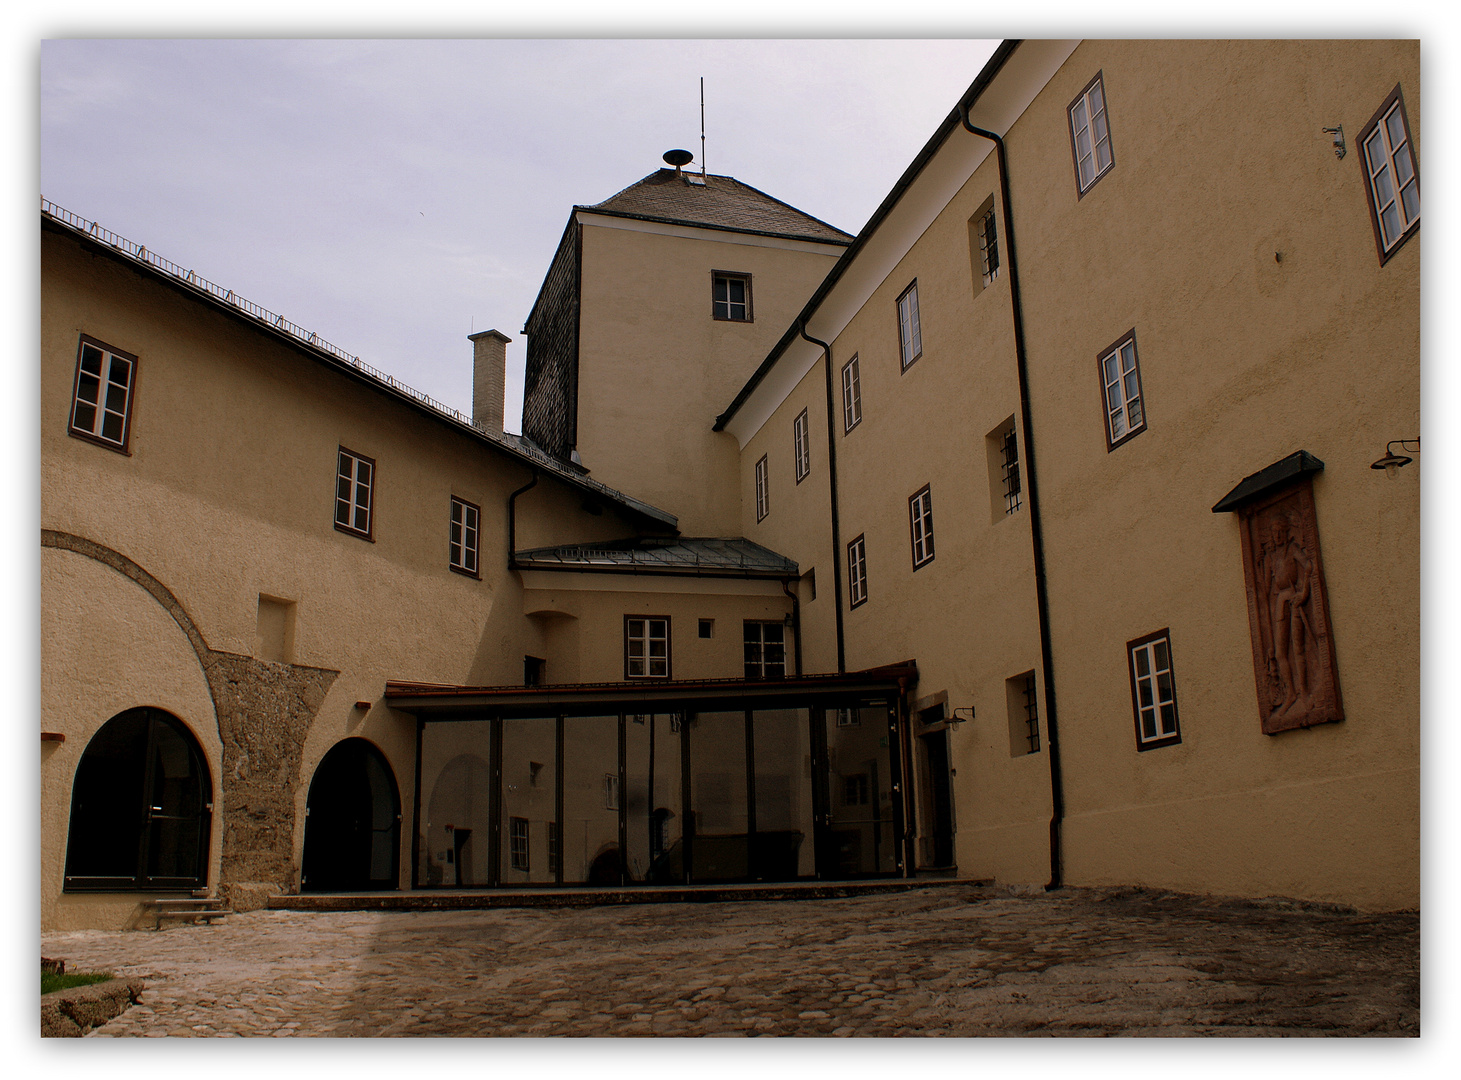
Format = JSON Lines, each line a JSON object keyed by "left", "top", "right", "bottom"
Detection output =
{"left": 1236, "top": 478, "right": 1343, "bottom": 734}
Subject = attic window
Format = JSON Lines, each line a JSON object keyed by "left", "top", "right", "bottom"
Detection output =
{"left": 713, "top": 272, "right": 753, "bottom": 322}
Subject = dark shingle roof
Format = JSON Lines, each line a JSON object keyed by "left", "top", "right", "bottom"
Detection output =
{"left": 514, "top": 536, "right": 798, "bottom": 578}
{"left": 580, "top": 170, "right": 852, "bottom": 245}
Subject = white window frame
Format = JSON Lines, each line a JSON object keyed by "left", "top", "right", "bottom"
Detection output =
{"left": 841, "top": 355, "right": 862, "bottom": 433}
{"left": 68, "top": 336, "right": 137, "bottom": 452}
{"left": 335, "top": 447, "right": 375, "bottom": 539}
{"left": 743, "top": 620, "right": 787, "bottom": 679}
{"left": 625, "top": 616, "right": 671, "bottom": 679}
{"left": 754, "top": 454, "right": 769, "bottom": 522}
{"left": 847, "top": 534, "right": 868, "bottom": 609}
{"left": 1360, "top": 85, "right": 1420, "bottom": 262}
{"left": 712, "top": 271, "right": 752, "bottom": 322}
{"left": 1128, "top": 630, "right": 1180, "bottom": 750}
{"left": 449, "top": 496, "right": 480, "bottom": 576}
{"left": 603, "top": 774, "right": 621, "bottom": 811}
{"left": 909, "top": 485, "right": 935, "bottom": 569}
{"left": 793, "top": 409, "right": 810, "bottom": 483}
{"left": 897, "top": 281, "right": 923, "bottom": 370}
{"left": 1069, "top": 71, "right": 1115, "bottom": 195}
{"left": 1099, "top": 330, "right": 1146, "bottom": 450}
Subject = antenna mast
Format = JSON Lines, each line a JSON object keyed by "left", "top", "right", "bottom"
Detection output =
{"left": 700, "top": 77, "right": 706, "bottom": 177}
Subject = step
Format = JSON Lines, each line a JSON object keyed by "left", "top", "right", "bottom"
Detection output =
{"left": 139, "top": 898, "right": 231, "bottom": 931}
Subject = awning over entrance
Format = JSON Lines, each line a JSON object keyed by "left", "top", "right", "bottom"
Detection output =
{"left": 384, "top": 664, "right": 918, "bottom": 893}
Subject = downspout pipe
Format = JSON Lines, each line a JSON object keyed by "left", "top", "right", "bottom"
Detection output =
{"left": 781, "top": 577, "right": 803, "bottom": 676}
{"left": 799, "top": 323, "right": 847, "bottom": 674}
{"left": 960, "top": 107, "right": 1066, "bottom": 891}
{"left": 506, "top": 470, "right": 540, "bottom": 570}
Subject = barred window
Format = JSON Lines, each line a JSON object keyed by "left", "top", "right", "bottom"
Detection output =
{"left": 978, "top": 206, "right": 1000, "bottom": 286}
{"left": 1001, "top": 428, "right": 1021, "bottom": 514}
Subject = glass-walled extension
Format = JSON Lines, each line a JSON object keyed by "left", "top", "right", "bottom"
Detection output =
{"left": 392, "top": 668, "right": 916, "bottom": 889}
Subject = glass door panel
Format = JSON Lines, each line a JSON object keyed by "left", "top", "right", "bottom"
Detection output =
{"left": 499, "top": 717, "right": 558, "bottom": 885}
{"left": 561, "top": 715, "right": 621, "bottom": 885}
{"left": 750, "top": 708, "right": 814, "bottom": 880}
{"left": 625, "top": 713, "right": 683, "bottom": 884}
{"left": 823, "top": 704, "right": 897, "bottom": 875}
{"left": 688, "top": 711, "right": 748, "bottom": 882}
{"left": 417, "top": 720, "right": 493, "bottom": 887}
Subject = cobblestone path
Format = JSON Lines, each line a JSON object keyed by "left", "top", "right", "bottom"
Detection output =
{"left": 41, "top": 885, "right": 1419, "bottom": 1037}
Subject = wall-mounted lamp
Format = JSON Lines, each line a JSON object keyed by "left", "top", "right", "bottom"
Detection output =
{"left": 1370, "top": 438, "right": 1420, "bottom": 477}
{"left": 1322, "top": 125, "right": 1346, "bottom": 159}
{"left": 949, "top": 706, "right": 975, "bottom": 726}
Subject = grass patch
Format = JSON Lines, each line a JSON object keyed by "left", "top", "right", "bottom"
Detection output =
{"left": 42, "top": 970, "right": 113, "bottom": 995}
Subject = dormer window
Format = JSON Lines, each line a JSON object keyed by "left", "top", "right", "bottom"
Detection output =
{"left": 713, "top": 271, "right": 753, "bottom": 322}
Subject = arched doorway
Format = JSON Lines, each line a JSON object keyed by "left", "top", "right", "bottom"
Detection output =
{"left": 301, "top": 738, "right": 400, "bottom": 892}
{"left": 64, "top": 708, "right": 213, "bottom": 891}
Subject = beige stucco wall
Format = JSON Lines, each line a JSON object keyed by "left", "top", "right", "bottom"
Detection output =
{"left": 575, "top": 218, "right": 844, "bottom": 536}
{"left": 41, "top": 226, "right": 656, "bottom": 927}
{"left": 730, "top": 40, "right": 1418, "bottom": 908}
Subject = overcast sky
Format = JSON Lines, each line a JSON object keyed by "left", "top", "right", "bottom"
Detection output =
{"left": 40, "top": 39, "right": 1002, "bottom": 432}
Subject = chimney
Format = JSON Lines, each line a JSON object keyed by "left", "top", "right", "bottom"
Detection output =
{"left": 468, "top": 329, "right": 510, "bottom": 433}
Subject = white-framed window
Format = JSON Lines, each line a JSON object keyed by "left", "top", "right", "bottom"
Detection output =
{"left": 977, "top": 205, "right": 1000, "bottom": 286}
{"left": 793, "top": 408, "right": 810, "bottom": 483}
{"left": 1360, "top": 85, "right": 1420, "bottom": 262}
{"left": 897, "top": 281, "right": 922, "bottom": 370}
{"left": 625, "top": 616, "right": 670, "bottom": 678}
{"left": 449, "top": 496, "right": 480, "bottom": 576}
{"left": 603, "top": 774, "right": 621, "bottom": 811}
{"left": 743, "top": 621, "right": 787, "bottom": 679}
{"left": 835, "top": 707, "right": 860, "bottom": 728}
{"left": 68, "top": 336, "right": 137, "bottom": 452}
{"left": 841, "top": 355, "right": 862, "bottom": 433}
{"left": 755, "top": 454, "right": 769, "bottom": 522}
{"left": 712, "top": 271, "right": 752, "bottom": 321}
{"left": 1099, "top": 330, "right": 1146, "bottom": 450}
{"left": 909, "top": 485, "right": 935, "bottom": 569}
{"left": 847, "top": 534, "right": 868, "bottom": 609}
{"left": 1069, "top": 71, "right": 1115, "bottom": 196}
{"left": 335, "top": 447, "right": 375, "bottom": 539}
{"left": 1128, "top": 630, "right": 1181, "bottom": 750}
{"left": 509, "top": 817, "right": 530, "bottom": 871}
{"left": 1000, "top": 427, "right": 1022, "bottom": 515}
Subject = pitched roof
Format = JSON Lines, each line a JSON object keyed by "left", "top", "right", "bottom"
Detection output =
{"left": 514, "top": 536, "right": 797, "bottom": 578}
{"left": 580, "top": 169, "right": 853, "bottom": 245}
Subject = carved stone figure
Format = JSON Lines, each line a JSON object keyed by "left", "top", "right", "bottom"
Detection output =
{"left": 1236, "top": 479, "right": 1343, "bottom": 733}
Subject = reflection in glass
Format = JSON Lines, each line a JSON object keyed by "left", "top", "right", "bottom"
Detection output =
{"left": 499, "top": 718, "right": 557, "bottom": 884}
{"left": 626, "top": 714, "right": 683, "bottom": 883}
{"left": 689, "top": 711, "right": 748, "bottom": 881}
{"left": 824, "top": 704, "right": 896, "bottom": 875}
{"left": 418, "top": 721, "right": 493, "bottom": 887}
{"left": 561, "top": 716, "right": 621, "bottom": 884}
{"left": 751, "top": 709, "right": 814, "bottom": 880}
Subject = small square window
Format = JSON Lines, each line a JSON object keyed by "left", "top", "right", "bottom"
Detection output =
{"left": 897, "top": 282, "right": 922, "bottom": 370}
{"left": 1360, "top": 84, "right": 1420, "bottom": 263}
{"left": 625, "top": 616, "right": 671, "bottom": 679}
{"left": 909, "top": 485, "right": 935, "bottom": 569}
{"left": 1098, "top": 330, "right": 1146, "bottom": 451}
{"left": 1069, "top": 71, "right": 1115, "bottom": 196}
{"left": 841, "top": 355, "right": 862, "bottom": 433}
{"left": 755, "top": 454, "right": 769, "bottom": 522}
{"left": 1128, "top": 630, "right": 1181, "bottom": 751}
{"left": 835, "top": 707, "right": 860, "bottom": 728}
{"left": 743, "top": 620, "right": 787, "bottom": 679}
{"left": 847, "top": 534, "right": 868, "bottom": 609}
{"left": 68, "top": 336, "right": 138, "bottom": 453}
{"left": 793, "top": 408, "right": 811, "bottom": 483}
{"left": 450, "top": 496, "right": 480, "bottom": 576}
{"left": 335, "top": 447, "right": 375, "bottom": 539}
{"left": 698, "top": 618, "right": 714, "bottom": 639}
{"left": 712, "top": 271, "right": 753, "bottom": 322}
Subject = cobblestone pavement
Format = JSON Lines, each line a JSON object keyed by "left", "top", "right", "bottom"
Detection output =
{"left": 41, "top": 885, "right": 1418, "bottom": 1037}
